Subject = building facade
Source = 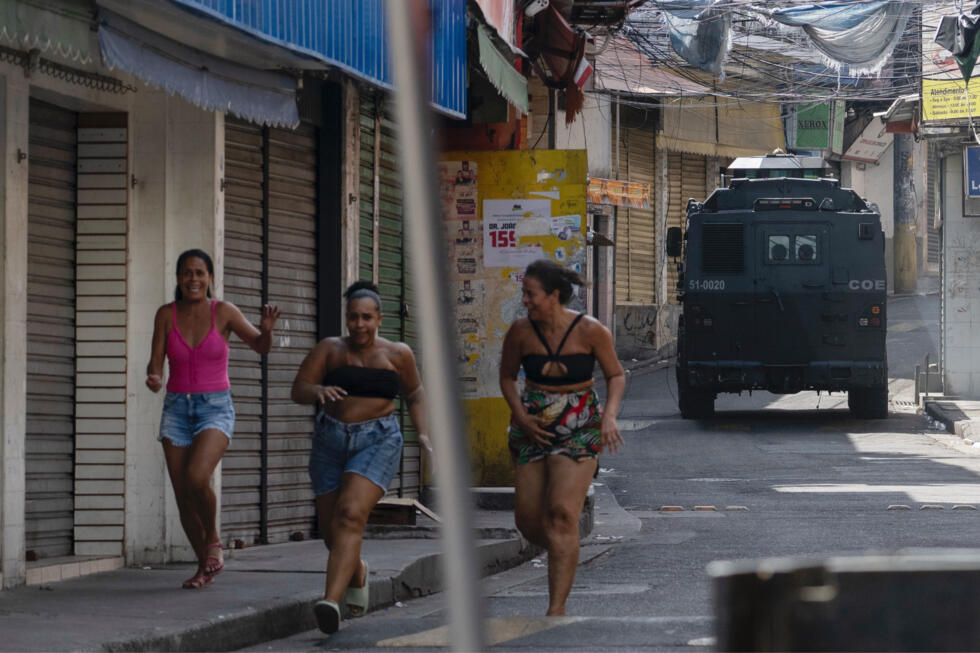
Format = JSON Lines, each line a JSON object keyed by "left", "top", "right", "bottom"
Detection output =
{"left": 0, "top": 0, "right": 465, "bottom": 589}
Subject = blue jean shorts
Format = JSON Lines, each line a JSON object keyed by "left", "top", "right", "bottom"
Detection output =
{"left": 309, "top": 411, "right": 403, "bottom": 496}
{"left": 158, "top": 390, "right": 235, "bottom": 447}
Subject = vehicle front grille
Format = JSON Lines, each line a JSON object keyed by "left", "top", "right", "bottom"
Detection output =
{"left": 702, "top": 223, "right": 744, "bottom": 273}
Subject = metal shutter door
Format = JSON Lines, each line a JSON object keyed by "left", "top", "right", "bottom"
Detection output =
{"left": 359, "top": 97, "right": 420, "bottom": 498}
{"left": 266, "top": 123, "right": 318, "bottom": 540}
{"left": 222, "top": 118, "right": 265, "bottom": 545}
{"left": 614, "top": 127, "right": 656, "bottom": 304}
{"left": 667, "top": 153, "right": 684, "bottom": 304}
{"left": 927, "top": 142, "right": 940, "bottom": 266}
{"left": 26, "top": 99, "right": 77, "bottom": 558}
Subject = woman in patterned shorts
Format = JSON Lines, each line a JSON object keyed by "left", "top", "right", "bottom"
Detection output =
{"left": 500, "top": 259, "right": 625, "bottom": 616}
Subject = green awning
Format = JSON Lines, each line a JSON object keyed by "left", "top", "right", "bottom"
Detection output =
{"left": 477, "top": 23, "right": 527, "bottom": 115}
{"left": 0, "top": 0, "right": 95, "bottom": 64}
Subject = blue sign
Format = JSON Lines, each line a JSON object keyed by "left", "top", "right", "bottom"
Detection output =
{"left": 967, "top": 147, "right": 980, "bottom": 197}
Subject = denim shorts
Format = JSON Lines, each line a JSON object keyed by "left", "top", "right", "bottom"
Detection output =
{"left": 308, "top": 411, "right": 403, "bottom": 496}
{"left": 158, "top": 390, "right": 235, "bottom": 447}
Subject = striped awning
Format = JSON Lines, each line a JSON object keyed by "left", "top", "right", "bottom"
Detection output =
{"left": 98, "top": 8, "right": 299, "bottom": 128}
{"left": 477, "top": 24, "right": 527, "bottom": 114}
{"left": 0, "top": 0, "right": 95, "bottom": 64}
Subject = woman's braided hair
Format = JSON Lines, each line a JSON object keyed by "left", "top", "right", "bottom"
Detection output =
{"left": 524, "top": 259, "right": 584, "bottom": 305}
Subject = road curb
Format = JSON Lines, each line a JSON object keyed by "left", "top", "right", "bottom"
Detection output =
{"left": 924, "top": 400, "right": 979, "bottom": 443}
{"left": 102, "top": 538, "right": 535, "bottom": 652}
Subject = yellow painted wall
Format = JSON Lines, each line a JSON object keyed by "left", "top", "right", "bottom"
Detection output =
{"left": 438, "top": 150, "right": 588, "bottom": 486}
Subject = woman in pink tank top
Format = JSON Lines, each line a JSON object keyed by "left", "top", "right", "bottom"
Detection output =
{"left": 146, "top": 249, "right": 280, "bottom": 590}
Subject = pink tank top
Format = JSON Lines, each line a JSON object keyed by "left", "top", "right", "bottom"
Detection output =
{"left": 166, "top": 300, "right": 230, "bottom": 393}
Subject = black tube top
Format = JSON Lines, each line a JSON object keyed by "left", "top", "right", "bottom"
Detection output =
{"left": 520, "top": 313, "right": 596, "bottom": 385}
{"left": 322, "top": 365, "right": 400, "bottom": 399}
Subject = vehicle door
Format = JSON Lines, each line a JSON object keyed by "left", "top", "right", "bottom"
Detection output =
{"left": 755, "top": 223, "right": 830, "bottom": 364}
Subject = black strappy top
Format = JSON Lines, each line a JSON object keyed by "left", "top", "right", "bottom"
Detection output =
{"left": 521, "top": 313, "right": 596, "bottom": 385}
{"left": 322, "top": 365, "right": 400, "bottom": 399}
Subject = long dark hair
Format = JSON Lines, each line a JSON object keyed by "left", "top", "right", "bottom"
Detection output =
{"left": 344, "top": 280, "right": 382, "bottom": 312}
{"left": 174, "top": 249, "right": 214, "bottom": 301}
{"left": 525, "top": 259, "right": 584, "bottom": 305}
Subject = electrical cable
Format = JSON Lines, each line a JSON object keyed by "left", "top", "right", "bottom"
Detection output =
{"left": 532, "top": 106, "right": 553, "bottom": 149}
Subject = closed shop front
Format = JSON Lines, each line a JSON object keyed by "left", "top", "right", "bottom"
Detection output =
{"left": 26, "top": 99, "right": 78, "bottom": 559}
{"left": 927, "top": 141, "right": 941, "bottom": 269}
{"left": 667, "top": 152, "right": 708, "bottom": 304}
{"left": 358, "top": 95, "right": 421, "bottom": 498}
{"left": 222, "top": 116, "right": 320, "bottom": 545}
{"left": 614, "top": 125, "right": 656, "bottom": 304}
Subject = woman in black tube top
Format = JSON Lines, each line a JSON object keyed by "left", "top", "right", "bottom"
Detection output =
{"left": 500, "top": 259, "right": 625, "bottom": 617}
{"left": 291, "top": 280, "right": 428, "bottom": 634}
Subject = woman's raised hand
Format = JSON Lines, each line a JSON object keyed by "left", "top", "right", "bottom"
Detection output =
{"left": 260, "top": 304, "right": 281, "bottom": 333}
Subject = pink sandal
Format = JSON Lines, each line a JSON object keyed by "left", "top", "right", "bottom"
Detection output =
{"left": 204, "top": 541, "right": 224, "bottom": 578}
{"left": 182, "top": 566, "right": 213, "bottom": 590}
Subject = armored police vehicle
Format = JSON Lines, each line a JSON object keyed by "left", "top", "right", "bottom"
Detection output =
{"left": 666, "top": 175, "right": 887, "bottom": 419}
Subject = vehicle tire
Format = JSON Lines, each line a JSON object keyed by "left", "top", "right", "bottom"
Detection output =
{"left": 676, "top": 315, "right": 714, "bottom": 418}
{"left": 678, "top": 373, "right": 715, "bottom": 419}
{"left": 849, "top": 386, "right": 888, "bottom": 419}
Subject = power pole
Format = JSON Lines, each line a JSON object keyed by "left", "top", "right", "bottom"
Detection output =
{"left": 893, "top": 133, "right": 917, "bottom": 293}
{"left": 893, "top": 7, "right": 920, "bottom": 294}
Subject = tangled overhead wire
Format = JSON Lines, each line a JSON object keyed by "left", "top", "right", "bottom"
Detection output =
{"left": 618, "top": 0, "right": 931, "bottom": 105}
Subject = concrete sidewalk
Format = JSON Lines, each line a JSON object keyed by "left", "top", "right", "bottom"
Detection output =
{"left": 0, "top": 511, "right": 534, "bottom": 652}
{"left": 0, "top": 485, "right": 622, "bottom": 653}
{"left": 924, "top": 398, "right": 980, "bottom": 445}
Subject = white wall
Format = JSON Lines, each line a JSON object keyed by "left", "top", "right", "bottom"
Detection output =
{"left": 530, "top": 85, "right": 613, "bottom": 179}
{"left": 0, "top": 72, "right": 30, "bottom": 588}
{"left": 843, "top": 137, "right": 927, "bottom": 292}
{"left": 124, "top": 90, "right": 222, "bottom": 564}
{"left": 941, "top": 149, "right": 980, "bottom": 398}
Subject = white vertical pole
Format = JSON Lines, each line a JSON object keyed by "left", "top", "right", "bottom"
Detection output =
{"left": 384, "top": 2, "right": 485, "bottom": 651}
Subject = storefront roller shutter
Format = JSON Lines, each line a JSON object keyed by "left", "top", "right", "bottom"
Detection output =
{"left": 926, "top": 142, "right": 940, "bottom": 266}
{"left": 222, "top": 117, "right": 320, "bottom": 544}
{"left": 667, "top": 152, "right": 707, "bottom": 305}
{"left": 359, "top": 96, "right": 421, "bottom": 498}
{"left": 614, "top": 126, "right": 656, "bottom": 304}
{"left": 265, "top": 123, "right": 318, "bottom": 540}
{"left": 222, "top": 118, "right": 265, "bottom": 545}
{"left": 26, "top": 99, "right": 77, "bottom": 558}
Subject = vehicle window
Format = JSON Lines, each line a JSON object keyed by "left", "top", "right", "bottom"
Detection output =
{"left": 768, "top": 235, "right": 790, "bottom": 261}
{"left": 796, "top": 235, "right": 817, "bottom": 262}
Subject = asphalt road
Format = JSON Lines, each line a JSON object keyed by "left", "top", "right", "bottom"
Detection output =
{"left": 243, "top": 290, "right": 978, "bottom": 651}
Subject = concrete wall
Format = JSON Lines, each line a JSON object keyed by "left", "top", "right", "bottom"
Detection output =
{"left": 552, "top": 93, "right": 613, "bottom": 179}
{"left": 0, "top": 72, "right": 30, "bottom": 588}
{"left": 614, "top": 303, "right": 680, "bottom": 361}
{"left": 842, "top": 137, "right": 927, "bottom": 292}
{"left": 126, "top": 93, "right": 223, "bottom": 564}
{"left": 941, "top": 148, "right": 980, "bottom": 398}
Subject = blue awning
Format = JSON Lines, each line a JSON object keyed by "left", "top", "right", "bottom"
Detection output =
{"left": 98, "top": 9, "right": 299, "bottom": 127}
{"left": 168, "top": 0, "right": 467, "bottom": 119}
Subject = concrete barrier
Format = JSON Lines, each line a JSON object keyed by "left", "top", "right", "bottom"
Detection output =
{"left": 709, "top": 551, "right": 980, "bottom": 651}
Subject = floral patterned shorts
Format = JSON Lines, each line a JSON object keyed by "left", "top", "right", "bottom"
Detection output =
{"left": 508, "top": 387, "right": 602, "bottom": 465}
